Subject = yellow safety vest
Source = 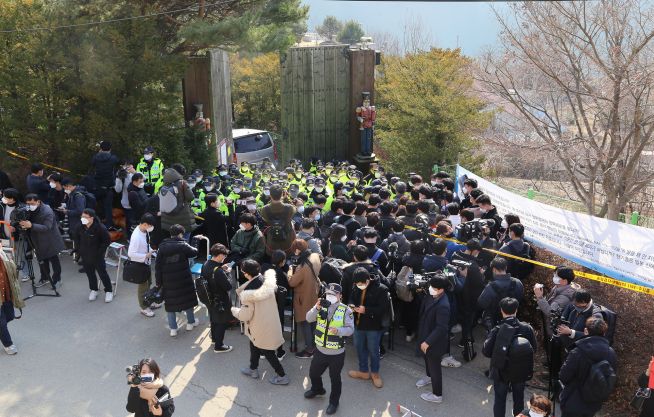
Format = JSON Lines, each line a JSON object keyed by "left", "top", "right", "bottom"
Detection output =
{"left": 136, "top": 158, "right": 165, "bottom": 193}
{"left": 314, "top": 304, "right": 347, "bottom": 349}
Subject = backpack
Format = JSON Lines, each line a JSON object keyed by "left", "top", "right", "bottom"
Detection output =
{"left": 74, "top": 191, "right": 96, "bottom": 210}
{"left": 580, "top": 355, "right": 617, "bottom": 403}
{"left": 264, "top": 206, "right": 288, "bottom": 242}
{"left": 395, "top": 265, "right": 414, "bottom": 302}
{"left": 507, "top": 243, "right": 536, "bottom": 280}
{"left": 319, "top": 257, "right": 346, "bottom": 285}
{"left": 491, "top": 323, "right": 534, "bottom": 383}
{"left": 194, "top": 266, "right": 216, "bottom": 307}
{"left": 159, "top": 182, "right": 185, "bottom": 215}
{"left": 484, "top": 280, "right": 517, "bottom": 328}
{"left": 595, "top": 304, "right": 618, "bottom": 346}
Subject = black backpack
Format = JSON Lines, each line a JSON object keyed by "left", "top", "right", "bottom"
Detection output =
{"left": 264, "top": 206, "right": 288, "bottom": 242}
{"left": 580, "top": 354, "right": 617, "bottom": 403}
{"left": 485, "top": 280, "right": 517, "bottom": 326}
{"left": 195, "top": 266, "right": 216, "bottom": 307}
{"left": 507, "top": 243, "right": 535, "bottom": 281}
{"left": 74, "top": 190, "right": 97, "bottom": 210}
{"left": 595, "top": 304, "right": 618, "bottom": 346}
{"left": 319, "top": 257, "right": 346, "bottom": 285}
{"left": 491, "top": 323, "right": 534, "bottom": 383}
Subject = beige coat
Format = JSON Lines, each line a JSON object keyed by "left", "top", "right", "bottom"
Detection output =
{"left": 231, "top": 270, "right": 284, "bottom": 350}
{"left": 288, "top": 253, "right": 321, "bottom": 323}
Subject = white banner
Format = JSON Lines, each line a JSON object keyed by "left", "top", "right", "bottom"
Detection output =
{"left": 456, "top": 165, "right": 654, "bottom": 290}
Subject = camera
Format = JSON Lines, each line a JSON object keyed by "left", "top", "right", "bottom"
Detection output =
{"left": 117, "top": 168, "right": 128, "bottom": 180}
{"left": 407, "top": 272, "right": 434, "bottom": 291}
{"left": 126, "top": 364, "right": 142, "bottom": 385}
{"left": 550, "top": 307, "right": 570, "bottom": 336}
{"left": 456, "top": 218, "right": 495, "bottom": 241}
{"left": 10, "top": 206, "right": 30, "bottom": 228}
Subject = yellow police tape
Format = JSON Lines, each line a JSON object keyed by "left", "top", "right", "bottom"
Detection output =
{"left": 6, "top": 150, "right": 74, "bottom": 174}
{"left": 404, "top": 225, "right": 654, "bottom": 296}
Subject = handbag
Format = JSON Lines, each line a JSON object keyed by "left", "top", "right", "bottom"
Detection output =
{"left": 122, "top": 260, "right": 151, "bottom": 284}
{"left": 631, "top": 387, "right": 651, "bottom": 411}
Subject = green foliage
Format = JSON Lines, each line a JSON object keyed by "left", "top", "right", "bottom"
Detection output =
{"left": 316, "top": 16, "right": 343, "bottom": 40}
{"left": 376, "top": 48, "right": 491, "bottom": 177}
{"left": 338, "top": 20, "right": 365, "bottom": 45}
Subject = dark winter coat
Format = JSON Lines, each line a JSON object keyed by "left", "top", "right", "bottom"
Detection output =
{"left": 195, "top": 206, "right": 229, "bottom": 248}
{"left": 91, "top": 151, "right": 119, "bottom": 188}
{"left": 26, "top": 174, "right": 50, "bottom": 202}
{"left": 260, "top": 200, "right": 296, "bottom": 254}
{"left": 78, "top": 219, "right": 110, "bottom": 264}
{"left": 348, "top": 278, "right": 390, "bottom": 331}
{"left": 422, "top": 254, "right": 448, "bottom": 273}
{"left": 559, "top": 336, "right": 617, "bottom": 415}
{"left": 65, "top": 188, "right": 87, "bottom": 234}
{"left": 417, "top": 293, "right": 450, "bottom": 356}
{"left": 381, "top": 232, "right": 410, "bottom": 258}
{"left": 201, "top": 259, "right": 233, "bottom": 324}
{"left": 27, "top": 203, "right": 65, "bottom": 260}
{"left": 126, "top": 385, "right": 174, "bottom": 417}
{"left": 637, "top": 372, "right": 654, "bottom": 417}
{"left": 376, "top": 215, "right": 396, "bottom": 240}
{"left": 364, "top": 243, "right": 390, "bottom": 276}
{"left": 402, "top": 253, "right": 425, "bottom": 274}
{"left": 480, "top": 206, "right": 502, "bottom": 239}
{"left": 335, "top": 214, "right": 362, "bottom": 240}
{"left": 559, "top": 301, "right": 604, "bottom": 349}
{"left": 482, "top": 316, "right": 537, "bottom": 382}
{"left": 477, "top": 273, "right": 524, "bottom": 327}
{"left": 329, "top": 242, "right": 351, "bottom": 262}
{"left": 128, "top": 183, "right": 149, "bottom": 222}
{"left": 155, "top": 237, "right": 199, "bottom": 313}
{"left": 341, "top": 261, "right": 383, "bottom": 305}
{"left": 451, "top": 251, "right": 485, "bottom": 313}
{"left": 144, "top": 195, "right": 163, "bottom": 248}
{"left": 0, "top": 169, "right": 12, "bottom": 190}
{"left": 160, "top": 169, "right": 195, "bottom": 233}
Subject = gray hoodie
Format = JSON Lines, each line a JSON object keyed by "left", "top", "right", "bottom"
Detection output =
{"left": 160, "top": 169, "right": 195, "bottom": 233}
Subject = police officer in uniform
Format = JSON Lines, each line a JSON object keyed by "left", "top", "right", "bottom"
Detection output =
{"left": 304, "top": 283, "right": 355, "bottom": 415}
{"left": 136, "top": 146, "right": 164, "bottom": 196}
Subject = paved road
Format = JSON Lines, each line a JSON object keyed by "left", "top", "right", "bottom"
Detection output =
{"left": 1, "top": 254, "right": 544, "bottom": 417}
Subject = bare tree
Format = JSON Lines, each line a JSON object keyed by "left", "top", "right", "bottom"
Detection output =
{"left": 477, "top": 1, "right": 654, "bottom": 220}
{"left": 402, "top": 14, "right": 434, "bottom": 54}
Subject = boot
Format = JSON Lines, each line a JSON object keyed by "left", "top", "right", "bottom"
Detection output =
{"left": 347, "top": 370, "right": 370, "bottom": 380}
{"left": 371, "top": 373, "right": 383, "bottom": 388}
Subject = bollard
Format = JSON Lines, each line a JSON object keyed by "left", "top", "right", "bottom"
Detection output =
{"left": 631, "top": 211, "right": 640, "bottom": 225}
{"left": 527, "top": 188, "right": 535, "bottom": 200}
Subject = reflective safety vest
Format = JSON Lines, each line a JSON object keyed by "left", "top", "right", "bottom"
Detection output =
{"left": 191, "top": 189, "right": 206, "bottom": 214}
{"left": 136, "top": 158, "right": 165, "bottom": 193}
{"left": 314, "top": 304, "right": 347, "bottom": 350}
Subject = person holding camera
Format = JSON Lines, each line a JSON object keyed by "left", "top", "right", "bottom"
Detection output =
{"left": 232, "top": 260, "right": 289, "bottom": 385}
{"left": 126, "top": 358, "right": 175, "bottom": 417}
{"left": 1, "top": 188, "right": 21, "bottom": 243}
{"left": 556, "top": 289, "right": 604, "bottom": 350}
{"left": 19, "top": 194, "right": 65, "bottom": 291}
{"left": 155, "top": 224, "right": 199, "bottom": 337}
{"left": 535, "top": 267, "right": 579, "bottom": 339}
{"left": 201, "top": 243, "right": 233, "bottom": 353}
{"left": 348, "top": 267, "right": 390, "bottom": 389}
{"left": 288, "top": 239, "right": 322, "bottom": 359}
{"left": 78, "top": 209, "right": 113, "bottom": 303}
{"left": 304, "top": 283, "right": 355, "bottom": 415}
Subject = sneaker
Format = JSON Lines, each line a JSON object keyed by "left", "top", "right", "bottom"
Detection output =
{"left": 405, "top": 334, "right": 415, "bottom": 342}
{"left": 240, "top": 367, "right": 259, "bottom": 379}
{"left": 170, "top": 329, "right": 178, "bottom": 337}
{"left": 4, "top": 345, "right": 17, "bottom": 355}
{"left": 36, "top": 279, "right": 48, "bottom": 288}
{"left": 150, "top": 302, "right": 163, "bottom": 310}
{"left": 269, "top": 375, "right": 290, "bottom": 385}
{"left": 304, "top": 388, "right": 326, "bottom": 399}
{"left": 88, "top": 290, "right": 98, "bottom": 301}
{"left": 420, "top": 392, "right": 443, "bottom": 403}
{"left": 441, "top": 355, "right": 461, "bottom": 368}
{"left": 451, "top": 324, "right": 462, "bottom": 333}
{"left": 416, "top": 376, "right": 432, "bottom": 388}
{"left": 140, "top": 308, "right": 155, "bottom": 317}
{"left": 277, "top": 350, "right": 287, "bottom": 361}
{"left": 104, "top": 292, "right": 113, "bottom": 303}
{"left": 186, "top": 321, "right": 199, "bottom": 331}
{"left": 20, "top": 275, "right": 30, "bottom": 282}
{"left": 214, "top": 345, "right": 233, "bottom": 353}
{"left": 53, "top": 281, "right": 62, "bottom": 291}
{"left": 326, "top": 403, "right": 338, "bottom": 415}
{"left": 295, "top": 350, "right": 313, "bottom": 359}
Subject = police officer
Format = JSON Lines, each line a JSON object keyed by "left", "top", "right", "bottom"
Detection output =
{"left": 304, "top": 283, "right": 354, "bottom": 415}
{"left": 136, "top": 146, "right": 164, "bottom": 196}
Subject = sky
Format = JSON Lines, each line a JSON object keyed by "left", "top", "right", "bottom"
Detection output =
{"left": 302, "top": 0, "right": 506, "bottom": 56}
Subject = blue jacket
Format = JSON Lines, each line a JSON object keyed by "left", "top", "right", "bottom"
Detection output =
{"left": 422, "top": 254, "right": 448, "bottom": 273}
{"left": 417, "top": 294, "right": 450, "bottom": 355}
{"left": 446, "top": 240, "right": 466, "bottom": 262}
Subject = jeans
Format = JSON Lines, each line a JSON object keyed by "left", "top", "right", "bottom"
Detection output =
{"left": 424, "top": 348, "right": 444, "bottom": 396}
{"left": 310, "top": 350, "right": 345, "bottom": 405}
{"left": 0, "top": 307, "right": 13, "bottom": 347}
{"left": 211, "top": 322, "right": 228, "bottom": 346}
{"left": 167, "top": 309, "right": 195, "bottom": 330}
{"left": 360, "top": 128, "right": 373, "bottom": 155}
{"left": 138, "top": 278, "right": 152, "bottom": 309}
{"left": 493, "top": 379, "right": 525, "bottom": 417}
{"left": 249, "top": 341, "right": 285, "bottom": 376}
{"left": 83, "top": 258, "right": 113, "bottom": 292}
{"left": 299, "top": 320, "right": 316, "bottom": 351}
{"left": 353, "top": 329, "right": 383, "bottom": 373}
{"left": 38, "top": 255, "right": 62, "bottom": 285}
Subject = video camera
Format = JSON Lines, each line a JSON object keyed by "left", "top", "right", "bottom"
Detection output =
{"left": 455, "top": 218, "right": 495, "bottom": 241}
{"left": 407, "top": 271, "right": 439, "bottom": 291}
{"left": 10, "top": 206, "right": 30, "bottom": 228}
{"left": 550, "top": 306, "right": 570, "bottom": 336}
{"left": 125, "top": 364, "right": 150, "bottom": 385}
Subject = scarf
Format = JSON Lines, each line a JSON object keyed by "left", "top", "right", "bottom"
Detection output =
{"left": 139, "top": 378, "right": 164, "bottom": 402}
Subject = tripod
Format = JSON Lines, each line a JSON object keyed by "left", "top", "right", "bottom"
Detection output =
{"left": 15, "top": 232, "right": 60, "bottom": 299}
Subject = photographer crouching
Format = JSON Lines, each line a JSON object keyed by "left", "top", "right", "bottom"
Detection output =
{"left": 126, "top": 358, "right": 175, "bottom": 417}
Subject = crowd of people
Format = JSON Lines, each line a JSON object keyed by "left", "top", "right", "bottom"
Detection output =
{"left": 0, "top": 141, "right": 649, "bottom": 417}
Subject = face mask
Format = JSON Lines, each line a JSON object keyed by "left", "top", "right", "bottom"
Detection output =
{"left": 263, "top": 190, "right": 270, "bottom": 196}
{"left": 297, "top": 206, "right": 304, "bottom": 214}
{"left": 144, "top": 154, "right": 153, "bottom": 161}
{"left": 247, "top": 204, "right": 256, "bottom": 211}
{"left": 553, "top": 275, "right": 561, "bottom": 285}
{"left": 219, "top": 171, "right": 227, "bottom": 176}
{"left": 137, "top": 182, "right": 145, "bottom": 189}
{"left": 49, "top": 182, "right": 56, "bottom": 189}
{"left": 205, "top": 186, "right": 214, "bottom": 191}
{"left": 140, "top": 373, "right": 155, "bottom": 383}
{"left": 27, "top": 204, "right": 38, "bottom": 211}
{"left": 529, "top": 410, "right": 546, "bottom": 417}
{"left": 81, "top": 217, "right": 90, "bottom": 225}
{"left": 429, "top": 287, "right": 438, "bottom": 296}
{"left": 501, "top": 219, "right": 508, "bottom": 229}
{"left": 394, "top": 231, "right": 403, "bottom": 236}
{"left": 356, "top": 283, "right": 367, "bottom": 290}
{"left": 1, "top": 197, "right": 8, "bottom": 205}
{"left": 480, "top": 208, "right": 487, "bottom": 214}
{"left": 239, "top": 224, "right": 246, "bottom": 231}
{"left": 431, "top": 181, "right": 438, "bottom": 186}
{"left": 233, "top": 187, "right": 242, "bottom": 194}
{"left": 314, "top": 187, "right": 324, "bottom": 193}
{"left": 196, "top": 175, "right": 203, "bottom": 182}
{"left": 64, "top": 189, "right": 72, "bottom": 194}
{"left": 314, "top": 213, "right": 321, "bottom": 221}
{"left": 146, "top": 226, "right": 154, "bottom": 233}
{"left": 326, "top": 294, "right": 338, "bottom": 304}
{"left": 374, "top": 172, "right": 381, "bottom": 179}
{"left": 341, "top": 235, "right": 347, "bottom": 242}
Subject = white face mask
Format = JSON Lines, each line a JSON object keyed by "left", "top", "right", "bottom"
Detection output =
{"left": 501, "top": 219, "right": 508, "bottom": 229}
{"left": 64, "top": 189, "right": 72, "bottom": 194}
{"left": 314, "top": 213, "right": 321, "bottom": 221}
{"left": 1, "top": 197, "right": 8, "bottom": 205}
{"left": 263, "top": 190, "right": 270, "bottom": 196}
{"left": 205, "top": 186, "right": 214, "bottom": 191}
{"left": 239, "top": 224, "right": 246, "bottom": 231}
{"left": 356, "top": 283, "right": 367, "bottom": 290}
{"left": 27, "top": 204, "right": 38, "bottom": 211}
{"left": 49, "top": 182, "right": 57, "bottom": 189}
{"left": 297, "top": 206, "right": 304, "bottom": 214}
{"left": 326, "top": 294, "right": 338, "bottom": 304}
{"left": 196, "top": 175, "right": 203, "bottom": 182}
{"left": 81, "top": 217, "right": 90, "bottom": 225}
{"left": 429, "top": 287, "right": 438, "bottom": 296}
{"left": 553, "top": 275, "right": 561, "bottom": 285}
{"left": 219, "top": 171, "right": 228, "bottom": 176}
{"left": 364, "top": 238, "right": 376, "bottom": 244}
{"left": 480, "top": 208, "right": 487, "bottom": 214}
{"left": 374, "top": 172, "right": 381, "bottom": 179}
{"left": 233, "top": 187, "right": 242, "bottom": 194}
{"left": 314, "top": 187, "right": 324, "bottom": 193}
{"left": 146, "top": 226, "right": 154, "bottom": 233}
{"left": 144, "top": 154, "right": 153, "bottom": 161}
{"left": 341, "top": 235, "right": 347, "bottom": 242}
{"left": 431, "top": 181, "right": 438, "bottom": 186}
{"left": 247, "top": 204, "right": 256, "bottom": 211}
{"left": 137, "top": 182, "right": 145, "bottom": 189}
{"left": 529, "top": 410, "right": 545, "bottom": 417}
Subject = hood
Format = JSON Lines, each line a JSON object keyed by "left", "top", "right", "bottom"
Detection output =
{"left": 239, "top": 270, "right": 277, "bottom": 303}
{"left": 163, "top": 168, "right": 183, "bottom": 184}
{"left": 506, "top": 239, "right": 526, "bottom": 253}
{"left": 574, "top": 336, "right": 612, "bottom": 361}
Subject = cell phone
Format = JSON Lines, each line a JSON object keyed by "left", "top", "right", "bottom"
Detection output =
{"left": 227, "top": 261, "right": 235, "bottom": 268}
{"left": 348, "top": 304, "right": 356, "bottom": 309}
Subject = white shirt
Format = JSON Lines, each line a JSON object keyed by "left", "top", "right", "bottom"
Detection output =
{"left": 3, "top": 205, "right": 14, "bottom": 239}
{"left": 128, "top": 227, "right": 150, "bottom": 264}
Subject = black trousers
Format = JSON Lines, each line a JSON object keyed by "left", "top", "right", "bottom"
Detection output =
{"left": 309, "top": 350, "right": 345, "bottom": 406}
{"left": 211, "top": 322, "right": 227, "bottom": 346}
{"left": 38, "top": 255, "right": 62, "bottom": 285}
{"left": 424, "top": 348, "right": 444, "bottom": 396}
{"left": 83, "top": 258, "right": 113, "bottom": 292}
{"left": 249, "top": 341, "right": 285, "bottom": 376}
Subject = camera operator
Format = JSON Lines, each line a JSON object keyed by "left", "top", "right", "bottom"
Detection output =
{"left": 304, "top": 283, "right": 355, "bottom": 415}
{"left": 19, "top": 194, "right": 65, "bottom": 291}
{"left": 555, "top": 289, "right": 603, "bottom": 350}
{"left": 535, "top": 266, "right": 579, "bottom": 340}
{"left": 126, "top": 358, "right": 175, "bottom": 417}
{"left": 201, "top": 243, "right": 234, "bottom": 353}
{"left": 478, "top": 257, "right": 524, "bottom": 331}
{"left": 451, "top": 239, "right": 485, "bottom": 346}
